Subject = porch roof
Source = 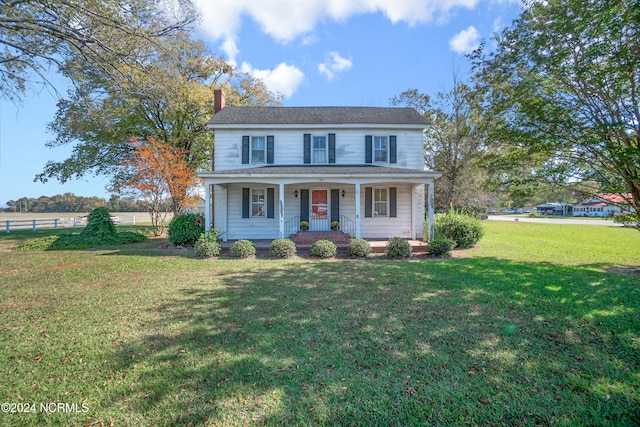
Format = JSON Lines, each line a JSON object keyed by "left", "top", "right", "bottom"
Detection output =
{"left": 198, "top": 164, "right": 441, "bottom": 184}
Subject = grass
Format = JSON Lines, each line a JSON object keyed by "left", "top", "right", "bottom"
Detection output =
{"left": 0, "top": 222, "right": 639, "bottom": 425}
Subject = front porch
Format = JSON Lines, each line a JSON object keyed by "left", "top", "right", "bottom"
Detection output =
{"left": 200, "top": 165, "right": 440, "bottom": 242}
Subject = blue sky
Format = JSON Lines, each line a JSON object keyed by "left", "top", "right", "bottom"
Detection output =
{"left": 0, "top": 0, "right": 521, "bottom": 206}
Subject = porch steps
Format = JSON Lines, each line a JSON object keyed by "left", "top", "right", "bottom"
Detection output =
{"left": 289, "top": 230, "right": 351, "bottom": 245}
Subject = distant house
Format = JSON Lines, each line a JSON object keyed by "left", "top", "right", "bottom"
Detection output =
{"left": 536, "top": 203, "right": 572, "bottom": 216}
{"left": 197, "top": 91, "right": 442, "bottom": 242}
{"left": 573, "top": 194, "right": 634, "bottom": 217}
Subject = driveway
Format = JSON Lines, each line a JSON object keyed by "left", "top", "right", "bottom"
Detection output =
{"left": 487, "top": 215, "right": 622, "bottom": 226}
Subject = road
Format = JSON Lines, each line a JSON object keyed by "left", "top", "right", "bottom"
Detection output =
{"left": 487, "top": 215, "right": 622, "bottom": 226}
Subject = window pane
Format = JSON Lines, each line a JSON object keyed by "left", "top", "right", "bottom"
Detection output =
{"left": 252, "top": 136, "right": 265, "bottom": 150}
{"left": 313, "top": 150, "right": 326, "bottom": 163}
{"left": 374, "top": 136, "right": 388, "bottom": 162}
{"left": 374, "top": 188, "right": 387, "bottom": 216}
{"left": 251, "top": 189, "right": 265, "bottom": 217}
{"left": 312, "top": 136, "right": 327, "bottom": 163}
{"left": 251, "top": 136, "right": 266, "bottom": 163}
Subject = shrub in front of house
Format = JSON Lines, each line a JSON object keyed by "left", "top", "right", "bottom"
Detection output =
{"left": 349, "top": 238, "right": 371, "bottom": 258}
{"left": 168, "top": 213, "right": 205, "bottom": 247}
{"left": 81, "top": 206, "right": 117, "bottom": 238}
{"left": 230, "top": 239, "right": 256, "bottom": 258}
{"left": 310, "top": 239, "right": 337, "bottom": 258}
{"left": 435, "top": 211, "right": 484, "bottom": 249}
{"left": 427, "top": 236, "right": 456, "bottom": 257}
{"left": 194, "top": 232, "right": 221, "bottom": 258}
{"left": 385, "top": 237, "right": 412, "bottom": 259}
{"left": 270, "top": 238, "right": 297, "bottom": 258}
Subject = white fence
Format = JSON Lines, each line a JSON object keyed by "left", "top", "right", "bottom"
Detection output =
{"left": 3, "top": 216, "right": 137, "bottom": 233}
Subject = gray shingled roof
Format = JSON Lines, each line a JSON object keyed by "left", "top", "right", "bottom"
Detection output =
{"left": 207, "top": 106, "right": 429, "bottom": 126}
{"left": 200, "top": 165, "right": 439, "bottom": 176}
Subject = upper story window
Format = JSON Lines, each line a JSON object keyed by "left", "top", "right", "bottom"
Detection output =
{"left": 242, "top": 135, "right": 273, "bottom": 165}
{"left": 251, "top": 136, "right": 266, "bottom": 164}
{"left": 312, "top": 136, "right": 327, "bottom": 163}
{"left": 374, "top": 136, "right": 388, "bottom": 163}
{"left": 366, "top": 135, "right": 396, "bottom": 164}
{"left": 304, "top": 133, "right": 335, "bottom": 164}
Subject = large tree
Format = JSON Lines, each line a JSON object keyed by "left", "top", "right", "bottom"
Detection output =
{"left": 36, "top": 32, "right": 280, "bottom": 185}
{"left": 392, "top": 78, "right": 487, "bottom": 213}
{"left": 0, "top": 0, "right": 196, "bottom": 102}
{"left": 472, "top": 0, "right": 640, "bottom": 221}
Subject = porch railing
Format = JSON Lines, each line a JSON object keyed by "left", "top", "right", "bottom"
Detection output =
{"left": 284, "top": 215, "right": 300, "bottom": 237}
{"left": 340, "top": 215, "right": 356, "bottom": 237}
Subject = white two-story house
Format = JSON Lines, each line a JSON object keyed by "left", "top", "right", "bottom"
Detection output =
{"left": 198, "top": 91, "right": 441, "bottom": 242}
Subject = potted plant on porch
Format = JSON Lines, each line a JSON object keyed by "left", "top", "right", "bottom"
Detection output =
{"left": 331, "top": 221, "right": 340, "bottom": 231}
{"left": 300, "top": 220, "right": 309, "bottom": 231}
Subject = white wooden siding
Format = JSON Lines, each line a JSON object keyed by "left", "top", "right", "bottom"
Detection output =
{"left": 213, "top": 129, "right": 425, "bottom": 171}
{"left": 213, "top": 183, "right": 423, "bottom": 239}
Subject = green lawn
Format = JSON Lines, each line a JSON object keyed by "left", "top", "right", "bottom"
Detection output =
{"left": 0, "top": 222, "right": 639, "bottom": 426}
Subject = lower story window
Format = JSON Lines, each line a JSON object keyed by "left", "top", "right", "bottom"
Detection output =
{"left": 252, "top": 189, "right": 265, "bottom": 217}
{"left": 374, "top": 188, "right": 388, "bottom": 216}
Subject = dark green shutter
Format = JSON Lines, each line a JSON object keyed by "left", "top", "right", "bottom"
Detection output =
{"left": 365, "top": 187, "right": 372, "bottom": 218}
{"left": 300, "top": 189, "right": 309, "bottom": 222}
{"left": 267, "top": 188, "right": 274, "bottom": 218}
{"left": 242, "top": 188, "right": 249, "bottom": 218}
{"left": 267, "top": 135, "right": 274, "bottom": 164}
{"left": 242, "top": 136, "right": 250, "bottom": 164}
{"left": 389, "top": 135, "right": 397, "bottom": 164}
{"left": 303, "top": 134, "right": 311, "bottom": 164}
{"left": 365, "top": 135, "right": 372, "bottom": 163}
{"left": 389, "top": 187, "right": 397, "bottom": 217}
{"left": 328, "top": 133, "right": 336, "bottom": 163}
{"left": 331, "top": 189, "right": 339, "bottom": 222}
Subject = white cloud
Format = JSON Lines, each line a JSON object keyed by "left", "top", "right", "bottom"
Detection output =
{"left": 318, "top": 51, "right": 353, "bottom": 81}
{"left": 194, "top": 0, "right": 481, "bottom": 52}
{"left": 240, "top": 62, "right": 305, "bottom": 99}
{"left": 449, "top": 26, "right": 481, "bottom": 53}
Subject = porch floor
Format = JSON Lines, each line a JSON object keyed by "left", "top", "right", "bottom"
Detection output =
{"left": 221, "top": 237, "right": 428, "bottom": 255}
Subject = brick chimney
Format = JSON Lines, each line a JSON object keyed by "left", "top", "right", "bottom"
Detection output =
{"left": 214, "top": 89, "right": 225, "bottom": 114}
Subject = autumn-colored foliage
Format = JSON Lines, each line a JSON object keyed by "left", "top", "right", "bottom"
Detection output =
{"left": 112, "top": 136, "right": 201, "bottom": 235}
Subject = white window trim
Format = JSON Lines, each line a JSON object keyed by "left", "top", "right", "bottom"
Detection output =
{"left": 312, "top": 135, "right": 328, "bottom": 164}
{"left": 373, "top": 187, "right": 389, "bottom": 217}
{"left": 373, "top": 135, "right": 389, "bottom": 164}
{"left": 251, "top": 135, "right": 266, "bottom": 164}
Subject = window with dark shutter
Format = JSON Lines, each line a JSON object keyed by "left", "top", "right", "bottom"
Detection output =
{"left": 389, "top": 135, "right": 397, "bottom": 164}
{"left": 300, "top": 189, "right": 309, "bottom": 222}
{"left": 242, "top": 188, "right": 250, "bottom": 218}
{"left": 389, "top": 187, "right": 397, "bottom": 217}
{"left": 242, "top": 136, "right": 250, "bottom": 164}
{"left": 328, "top": 133, "right": 336, "bottom": 164}
{"left": 365, "top": 135, "right": 372, "bottom": 164}
{"left": 267, "top": 135, "right": 274, "bottom": 164}
{"left": 267, "top": 188, "right": 275, "bottom": 218}
{"left": 331, "top": 189, "right": 339, "bottom": 222}
{"left": 303, "top": 134, "right": 311, "bottom": 164}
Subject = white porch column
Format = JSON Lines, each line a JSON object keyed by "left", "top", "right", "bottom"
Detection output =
{"left": 204, "top": 182, "right": 211, "bottom": 233}
{"left": 221, "top": 185, "right": 228, "bottom": 242}
{"left": 279, "top": 182, "right": 285, "bottom": 238}
{"left": 355, "top": 183, "right": 361, "bottom": 238}
{"left": 428, "top": 179, "right": 435, "bottom": 241}
{"left": 411, "top": 185, "right": 417, "bottom": 240}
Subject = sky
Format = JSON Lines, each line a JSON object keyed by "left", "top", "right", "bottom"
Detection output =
{"left": 0, "top": 0, "right": 522, "bottom": 207}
